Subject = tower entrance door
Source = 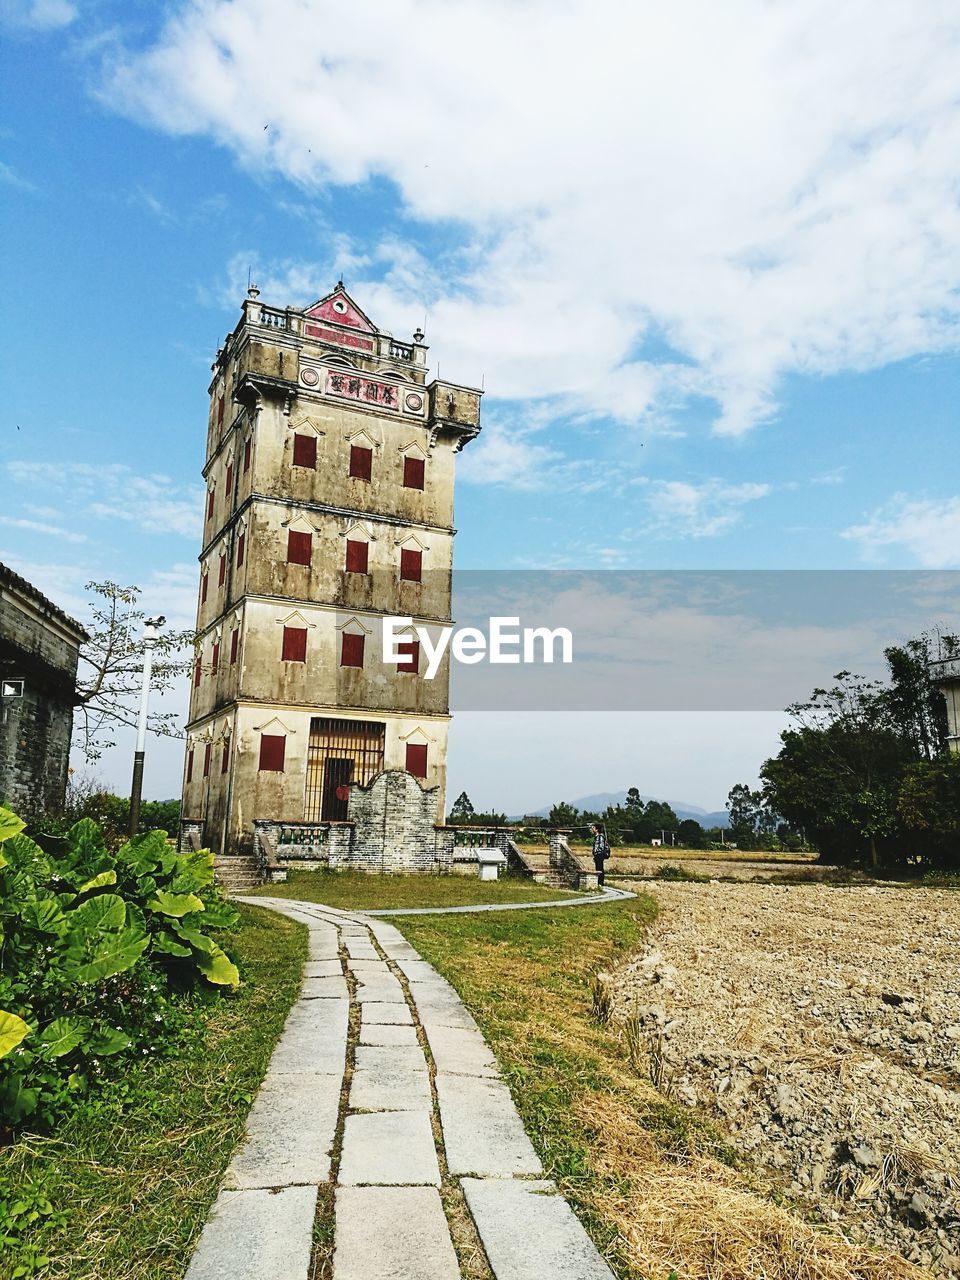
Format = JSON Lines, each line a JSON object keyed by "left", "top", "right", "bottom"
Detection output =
{"left": 305, "top": 717, "right": 385, "bottom": 821}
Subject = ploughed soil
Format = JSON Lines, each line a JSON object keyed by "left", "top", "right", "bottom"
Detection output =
{"left": 611, "top": 882, "right": 960, "bottom": 1276}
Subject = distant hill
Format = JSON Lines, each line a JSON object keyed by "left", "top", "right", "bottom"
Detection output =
{"left": 515, "top": 790, "right": 730, "bottom": 828}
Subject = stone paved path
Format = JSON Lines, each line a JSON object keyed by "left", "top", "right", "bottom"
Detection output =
{"left": 186, "top": 896, "right": 616, "bottom": 1280}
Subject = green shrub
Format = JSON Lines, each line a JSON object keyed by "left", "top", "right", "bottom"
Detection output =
{"left": 0, "top": 806, "right": 239, "bottom": 1130}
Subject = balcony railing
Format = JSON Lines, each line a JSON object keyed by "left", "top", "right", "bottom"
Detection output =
{"left": 390, "top": 341, "right": 414, "bottom": 362}
{"left": 930, "top": 656, "right": 960, "bottom": 683}
{"left": 277, "top": 823, "right": 329, "bottom": 846}
{"left": 258, "top": 306, "right": 289, "bottom": 330}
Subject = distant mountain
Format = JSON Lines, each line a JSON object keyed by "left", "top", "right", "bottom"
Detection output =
{"left": 514, "top": 790, "right": 730, "bottom": 828}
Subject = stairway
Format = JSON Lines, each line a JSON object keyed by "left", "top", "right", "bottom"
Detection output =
{"left": 508, "top": 845, "right": 580, "bottom": 890}
{"left": 214, "top": 855, "right": 262, "bottom": 893}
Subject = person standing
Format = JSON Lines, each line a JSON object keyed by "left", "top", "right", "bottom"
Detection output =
{"left": 591, "top": 822, "right": 610, "bottom": 886}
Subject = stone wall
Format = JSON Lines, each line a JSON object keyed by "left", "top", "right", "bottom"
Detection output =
{"left": 348, "top": 769, "right": 448, "bottom": 872}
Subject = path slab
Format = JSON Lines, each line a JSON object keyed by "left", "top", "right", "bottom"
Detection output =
{"left": 339, "top": 1110, "right": 440, "bottom": 1186}
{"left": 226, "top": 1072, "right": 340, "bottom": 1189}
{"left": 304, "top": 959, "right": 342, "bottom": 978}
{"left": 344, "top": 937, "right": 378, "bottom": 959}
{"left": 355, "top": 973, "right": 406, "bottom": 1004}
{"left": 350, "top": 1044, "right": 432, "bottom": 1112}
{"left": 436, "top": 1073, "right": 543, "bottom": 1176}
{"left": 359, "top": 1022, "right": 420, "bottom": 1047}
{"left": 302, "top": 975, "right": 349, "bottom": 999}
{"left": 462, "top": 1178, "right": 615, "bottom": 1279}
{"left": 308, "top": 932, "right": 341, "bottom": 961}
{"left": 395, "top": 958, "right": 439, "bottom": 984}
{"left": 414, "top": 987, "right": 480, "bottom": 1031}
{"left": 185, "top": 1185, "right": 317, "bottom": 1280}
{"left": 362, "top": 1001, "right": 413, "bottom": 1025}
{"left": 423, "top": 1023, "right": 499, "bottom": 1078}
{"left": 333, "top": 1186, "right": 459, "bottom": 1280}
{"left": 269, "top": 999, "right": 348, "bottom": 1075}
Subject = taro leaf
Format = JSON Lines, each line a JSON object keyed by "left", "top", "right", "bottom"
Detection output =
{"left": 197, "top": 900, "right": 241, "bottom": 929}
{"left": 172, "top": 923, "right": 214, "bottom": 952}
{"left": 148, "top": 891, "right": 205, "bottom": 918}
{"left": 67, "top": 817, "right": 107, "bottom": 861}
{"left": 67, "top": 893, "right": 126, "bottom": 935}
{"left": 39, "top": 1016, "right": 90, "bottom": 1058}
{"left": 0, "top": 1010, "right": 30, "bottom": 1058}
{"left": 0, "top": 807, "right": 25, "bottom": 844}
{"left": 117, "top": 839, "right": 161, "bottom": 876}
{"left": 0, "top": 1077, "right": 38, "bottom": 1121}
{"left": 194, "top": 943, "right": 240, "bottom": 987}
{"left": 87, "top": 1026, "right": 131, "bottom": 1057}
{"left": 175, "top": 850, "right": 215, "bottom": 889}
{"left": 21, "top": 897, "right": 67, "bottom": 934}
{"left": 65, "top": 926, "right": 150, "bottom": 983}
{"left": 152, "top": 933, "right": 192, "bottom": 958}
{"left": 76, "top": 870, "right": 117, "bottom": 894}
{"left": 3, "top": 832, "right": 51, "bottom": 876}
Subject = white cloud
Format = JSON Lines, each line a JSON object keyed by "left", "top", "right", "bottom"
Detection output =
{"left": 639, "top": 479, "right": 771, "bottom": 539}
{"left": 100, "top": 1, "right": 960, "bottom": 435}
{"left": 842, "top": 493, "right": 960, "bottom": 568}
{"left": 0, "top": 515, "right": 87, "bottom": 543}
{"left": 0, "top": 0, "right": 77, "bottom": 30}
{"left": 0, "top": 160, "right": 35, "bottom": 192}
{"left": 7, "top": 461, "right": 204, "bottom": 538}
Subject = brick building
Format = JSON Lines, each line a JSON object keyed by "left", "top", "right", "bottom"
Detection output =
{"left": 181, "top": 284, "right": 481, "bottom": 870}
{"left": 0, "top": 563, "right": 88, "bottom": 816}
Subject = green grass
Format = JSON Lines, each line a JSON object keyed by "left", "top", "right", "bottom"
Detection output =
{"left": 247, "top": 867, "right": 587, "bottom": 910}
{"left": 0, "top": 904, "right": 306, "bottom": 1280}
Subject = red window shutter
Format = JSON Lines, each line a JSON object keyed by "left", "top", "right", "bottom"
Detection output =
{"left": 397, "top": 639, "right": 420, "bottom": 674}
{"left": 282, "top": 625, "right": 308, "bottom": 662}
{"left": 237, "top": 531, "right": 245, "bottom": 567}
{"left": 258, "top": 734, "right": 286, "bottom": 772}
{"left": 218, "top": 554, "right": 226, "bottom": 587}
{"left": 400, "top": 548, "right": 422, "bottom": 582}
{"left": 406, "top": 743, "right": 428, "bottom": 778}
{"left": 207, "top": 488, "right": 215, "bottom": 520}
{"left": 186, "top": 748, "right": 194, "bottom": 783}
{"left": 349, "top": 445, "right": 372, "bottom": 480}
{"left": 221, "top": 738, "right": 230, "bottom": 774}
{"left": 201, "top": 573, "right": 208, "bottom": 604}
{"left": 203, "top": 743, "right": 212, "bottom": 777}
{"left": 345, "top": 539, "right": 369, "bottom": 573}
{"left": 226, "top": 463, "right": 233, "bottom": 495}
{"left": 403, "top": 456, "right": 425, "bottom": 490}
{"left": 340, "top": 632, "right": 365, "bottom": 668}
{"left": 230, "top": 628, "right": 239, "bottom": 664}
{"left": 211, "top": 641, "right": 220, "bottom": 674}
{"left": 193, "top": 656, "right": 202, "bottom": 688}
{"left": 243, "top": 438, "right": 251, "bottom": 472}
{"left": 287, "top": 529, "right": 312, "bottom": 565}
{"left": 217, "top": 395, "right": 224, "bottom": 426}
{"left": 293, "top": 433, "right": 317, "bottom": 468}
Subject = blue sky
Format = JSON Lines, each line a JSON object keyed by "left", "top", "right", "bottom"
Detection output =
{"left": 2, "top": 0, "right": 959, "bottom": 810}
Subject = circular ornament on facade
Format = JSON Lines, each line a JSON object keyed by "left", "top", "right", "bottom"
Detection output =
{"left": 332, "top": 298, "right": 348, "bottom": 314}
{"left": 405, "top": 392, "right": 424, "bottom": 412}
{"left": 300, "top": 367, "right": 320, "bottom": 387}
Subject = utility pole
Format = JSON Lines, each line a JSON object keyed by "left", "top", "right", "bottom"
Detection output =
{"left": 129, "top": 615, "right": 165, "bottom": 838}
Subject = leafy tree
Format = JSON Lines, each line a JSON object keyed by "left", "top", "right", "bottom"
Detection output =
{"left": 447, "top": 791, "right": 476, "bottom": 823}
{"left": 625, "top": 787, "right": 643, "bottom": 811}
{"left": 548, "top": 801, "right": 580, "bottom": 828}
{"left": 75, "top": 581, "right": 195, "bottom": 762}
{"left": 897, "top": 753, "right": 960, "bottom": 870}
{"left": 678, "top": 817, "right": 706, "bottom": 848}
{"left": 883, "top": 631, "right": 957, "bottom": 759}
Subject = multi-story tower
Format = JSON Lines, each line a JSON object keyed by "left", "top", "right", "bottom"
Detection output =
{"left": 181, "top": 284, "right": 480, "bottom": 859}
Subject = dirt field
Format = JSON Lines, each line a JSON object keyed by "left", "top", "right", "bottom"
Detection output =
{"left": 612, "top": 882, "right": 960, "bottom": 1276}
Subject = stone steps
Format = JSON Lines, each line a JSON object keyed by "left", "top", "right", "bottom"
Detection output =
{"left": 214, "top": 856, "right": 263, "bottom": 890}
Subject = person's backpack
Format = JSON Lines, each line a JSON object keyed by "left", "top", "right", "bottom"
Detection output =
{"left": 600, "top": 836, "right": 611, "bottom": 860}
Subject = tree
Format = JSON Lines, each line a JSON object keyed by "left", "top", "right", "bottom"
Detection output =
{"left": 726, "top": 783, "right": 765, "bottom": 848}
{"left": 883, "top": 631, "right": 957, "bottom": 760}
{"left": 678, "top": 817, "right": 706, "bottom": 849}
{"left": 548, "top": 801, "right": 580, "bottom": 828}
{"left": 625, "top": 787, "right": 643, "bottom": 811}
{"left": 897, "top": 754, "right": 960, "bottom": 870}
{"left": 448, "top": 791, "right": 475, "bottom": 823}
{"left": 75, "top": 582, "right": 195, "bottom": 762}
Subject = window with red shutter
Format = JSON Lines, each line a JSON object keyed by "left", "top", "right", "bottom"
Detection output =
{"left": 217, "top": 395, "right": 224, "bottom": 426}
{"left": 201, "top": 573, "right": 208, "bottom": 604}
{"left": 405, "top": 742, "right": 428, "bottom": 778}
{"left": 243, "top": 438, "right": 251, "bottom": 472}
{"left": 221, "top": 738, "right": 230, "bottom": 774}
{"left": 340, "top": 632, "right": 365, "bottom": 667}
{"left": 403, "top": 456, "right": 425, "bottom": 490}
{"left": 287, "top": 529, "right": 312, "bottom": 565}
{"left": 349, "top": 445, "right": 372, "bottom": 480}
{"left": 193, "top": 656, "right": 202, "bottom": 688}
{"left": 400, "top": 548, "right": 422, "bottom": 582}
{"left": 226, "top": 463, "right": 233, "bottom": 495}
{"left": 207, "top": 488, "right": 215, "bottom": 520}
{"left": 258, "top": 734, "right": 286, "bottom": 772}
{"left": 186, "top": 748, "right": 194, "bottom": 782}
{"left": 218, "top": 554, "right": 226, "bottom": 587}
{"left": 203, "top": 743, "right": 212, "bottom": 777}
{"left": 237, "top": 531, "right": 245, "bottom": 567}
{"left": 282, "top": 626, "right": 307, "bottom": 662}
{"left": 211, "top": 641, "right": 220, "bottom": 675}
{"left": 230, "top": 628, "right": 239, "bottom": 664}
{"left": 345, "top": 539, "right": 369, "bottom": 574}
{"left": 293, "top": 434, "right": 317, "bottom": 468}
{"left": 397, "top": 639, "right": 420, "bottom": 674}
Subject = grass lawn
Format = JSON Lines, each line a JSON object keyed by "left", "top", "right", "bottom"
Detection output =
{"left": 247, "top": 867, "right": 587, "bottom": 910}
{"left": 0, "top": 904, "right": 306, "bottom": 1280}
{"left": 396, "top": 897, "right": 917, "bottom": 1280}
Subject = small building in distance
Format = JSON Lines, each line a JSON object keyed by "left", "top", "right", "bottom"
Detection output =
{"left": 181, "top": 283, "right": 481, "bottom": 874}
{"left": 0, "top": 563, "right": 88, "bottom": 816}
